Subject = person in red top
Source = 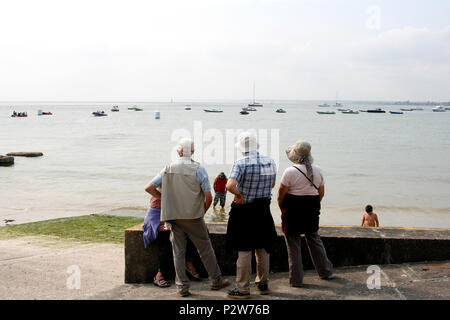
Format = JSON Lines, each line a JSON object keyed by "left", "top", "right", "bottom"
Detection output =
{"left": 213, "top": 172, "right": 228, "bottom": 209}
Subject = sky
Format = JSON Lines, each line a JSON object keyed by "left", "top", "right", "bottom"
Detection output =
{"left": 0, "top": 0, "right": 449, "bottom": 102}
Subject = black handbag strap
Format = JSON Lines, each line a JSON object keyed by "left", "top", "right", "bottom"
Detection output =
{"left": 292, "top": 166, "right": 319, "bottom": 191}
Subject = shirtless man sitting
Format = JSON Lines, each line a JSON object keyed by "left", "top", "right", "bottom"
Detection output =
{"left": 361, "top": 205, "right": 379, "bottom": 227}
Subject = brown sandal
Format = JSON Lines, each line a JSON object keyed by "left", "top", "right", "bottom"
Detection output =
{"left": 153, "top": 276, "right": 170, "bottom": 287}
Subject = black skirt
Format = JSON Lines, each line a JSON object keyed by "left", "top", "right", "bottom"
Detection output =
{"left": 226, "top": 198, "right": 278, "bottom": 253}
{"left": 281, "top": 194, "right": 321, "bottom": 235}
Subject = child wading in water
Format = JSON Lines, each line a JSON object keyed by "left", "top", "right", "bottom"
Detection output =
{"left": 361, "top": 205, "right": 379, "bottom": 227}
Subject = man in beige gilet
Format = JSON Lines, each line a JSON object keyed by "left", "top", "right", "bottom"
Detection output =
{"left": 146, "top": 138, "right": 230, "bottom": 296}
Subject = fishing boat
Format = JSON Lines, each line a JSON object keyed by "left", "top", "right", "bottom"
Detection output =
{"left": 317, "top": 111, "right": 335, "bottom": 115}
{"left": 276, "top": 108, "right": 287, "bottom": 113}
{"left": 203, "top": 109, "right": 223, "bottom": 113}
{"left": 432, "top": 106, "right": 445, "bottom": 112}
{"left": 367, "top": 108, "right": 386, "bottom": 113}
{"left": 92, "top": 111, "right": 107, "bottom": 117}
{"left": 318, "top": 103, "right": 330, "bottom": 108}
{"left": 240, "top": 110, "right": 249, "bottom": 115}
{"left": 111, "top": 106, "right": 119, "bottom": 112}
{"left": 248, "top": 82, "right": 263, "bottom": 107}
{"left": 341, "top": 110, "right": 359, "bottom": 114}
{"left": 389, "top": 111, "right": 404, "bottom": 114}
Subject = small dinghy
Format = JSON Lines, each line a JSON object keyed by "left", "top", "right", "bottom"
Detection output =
{"left": 204, "top": 109, "right": 223, "bottom": 113}
{"left": 275, "top": 108, "right": 287, "bottom": 113}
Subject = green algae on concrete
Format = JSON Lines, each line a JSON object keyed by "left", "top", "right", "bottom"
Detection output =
{"left": 0, "top": 214, "right": 143, "bottom": 244}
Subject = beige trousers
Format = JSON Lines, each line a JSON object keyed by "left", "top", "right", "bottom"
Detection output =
{"left": 170, "top": 218, "right": 222, "bottom": 293}
{"left": 235, "top": 249, "right": 269, "bottom": 294}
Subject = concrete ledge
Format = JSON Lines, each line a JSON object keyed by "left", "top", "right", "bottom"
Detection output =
{"left": 124, "top": 223, "right": 450, "bottom": 283}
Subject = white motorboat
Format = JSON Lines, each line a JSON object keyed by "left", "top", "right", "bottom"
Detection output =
{"left": 318, "top": 103, "right": 330, "bottom": 108}
{"left": 242, "top": 107, "right": 257, "bottom": 111}
{"left": 111, "top": 106, "right": 119, "bottom": 112}
{"left": 276, "top": 108, "right": 287, "bottom": 113}
{"left": 185, "top": 105, "right": 191, "bottom": 110}
{"left": 204, "top": 108, "right": 223, "bottom": 113}
{"left": 341, "top": 110, "right": 359, "bottom": 114}
{"left": 432, "top": 106, "right": 446, "bottom": 112}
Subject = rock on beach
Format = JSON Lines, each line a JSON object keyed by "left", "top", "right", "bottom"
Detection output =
{"left": 6, "top": 152, "right": 43, "bottom": 157}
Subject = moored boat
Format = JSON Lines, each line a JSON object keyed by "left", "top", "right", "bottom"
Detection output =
{"left": 389, "top": 111, "right": 404, "bottom": 114}
{"left": 318, "top": 103, "right": 330, "bottom": 108}
{"left": 204, "top": 108, "right": 223, "bottom": 113}
{"left": 367, "top": 108, "right": 386, "bottom": 113}
{"left": 432, "top": 106, "right": 445, "bottom": 112}
{"left": 240, "top": 110, "right": 249, "bottom": 115}
{"left": 11, "top": 112, "right": 28, "bottom": 117}
{"left": 111, "top": 106, "right": 119, "bottom": 112}
{"left": 275, "top": 108, "right": 287, "bottom": 113}
{"left": 317, "top": 111, "right": 335, "bottom": 115}
{"left": 341, "top": 110, "right": 359, "bottom": 114}
{"left": 92, "top": 111, "right": 107, "bottom": 117}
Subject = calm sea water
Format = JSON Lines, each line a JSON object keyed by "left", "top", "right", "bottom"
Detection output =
{"left": 1, "top": 101, "right": 449, "bottom": 228}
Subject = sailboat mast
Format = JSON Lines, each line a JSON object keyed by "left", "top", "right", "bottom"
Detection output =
{"left": 253, "top": 82, "right": 255, "bottom": 104}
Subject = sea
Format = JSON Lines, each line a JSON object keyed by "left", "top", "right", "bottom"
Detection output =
{"left": 1, "top": 101, "right": 449, "bottom": 228}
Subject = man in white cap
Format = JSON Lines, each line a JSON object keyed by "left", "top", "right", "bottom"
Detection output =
{"left": 225, "top": 131, "right": 278, "bottom": 299}
{"left": 146, "top": 138, "right": 230, "bottom": 297}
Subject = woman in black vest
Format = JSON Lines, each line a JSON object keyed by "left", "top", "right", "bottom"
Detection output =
{"left": 277, "top": 140, "right": 334, "bottom": 287}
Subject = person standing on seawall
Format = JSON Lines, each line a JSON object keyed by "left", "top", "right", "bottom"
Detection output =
{"left": 277, "top": 140, "right": 334, "bottom": 288}
{"left": 225, "top": 131, "right": 278, "bottom": 299}
{"left": 146, "top": 138, "right": 230, "bottom": 297}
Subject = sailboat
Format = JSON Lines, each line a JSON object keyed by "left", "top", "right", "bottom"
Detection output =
{"left": 248, "top": 82, "right": 263, "bottom": 107}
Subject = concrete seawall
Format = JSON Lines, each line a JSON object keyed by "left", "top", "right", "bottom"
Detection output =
{"left": 124, "top": 223, "right": 450, "bottom": 283}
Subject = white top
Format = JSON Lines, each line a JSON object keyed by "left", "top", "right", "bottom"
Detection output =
{"left": 280, "top": 164, "right": 325, "bottom": 196}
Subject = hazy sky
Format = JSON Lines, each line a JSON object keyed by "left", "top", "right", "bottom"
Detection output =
{"left": 0, "top": 0, "right": 449, "bottom": 101}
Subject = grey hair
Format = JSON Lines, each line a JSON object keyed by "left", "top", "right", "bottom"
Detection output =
{"left": 177, "top": 138, "right": 194, "bottom": 157}
{"left": 298, "top": 153, "right": 314, "bottom": 187}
